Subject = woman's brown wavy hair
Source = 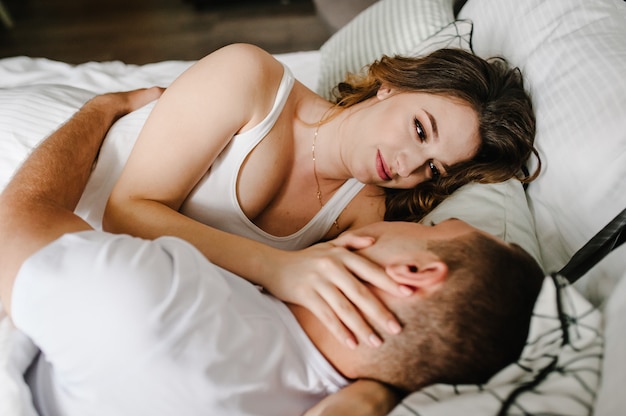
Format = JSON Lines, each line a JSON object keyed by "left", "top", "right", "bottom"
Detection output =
{"left": 331, "top": 48, "right": 541, "bottom": 222}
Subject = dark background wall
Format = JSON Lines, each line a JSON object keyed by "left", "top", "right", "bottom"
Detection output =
{"left": 0, "top": 0, "right": 331, "bottom": 64}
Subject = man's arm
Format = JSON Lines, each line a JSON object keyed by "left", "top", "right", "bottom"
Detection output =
{"left": 0, "top": 87, "right": 163, "bottom": 315}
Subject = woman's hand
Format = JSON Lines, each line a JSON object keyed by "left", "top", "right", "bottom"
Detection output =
{"left": 262, "top": 232, "right": 413, "bottom": 349}
{"left": 304, "top": 379, "right": 402, "bottom": 416}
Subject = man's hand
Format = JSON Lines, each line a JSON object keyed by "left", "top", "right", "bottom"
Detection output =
{"left": 94, "top": 87, "right": 164, "bottom": 120}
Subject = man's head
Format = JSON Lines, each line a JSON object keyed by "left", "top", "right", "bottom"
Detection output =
{"left": 350, "top": 219, "right": 545, "bottom": 392}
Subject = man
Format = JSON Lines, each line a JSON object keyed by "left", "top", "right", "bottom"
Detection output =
{"left": 0, "top": 89, "right": 544, "bottom": 415}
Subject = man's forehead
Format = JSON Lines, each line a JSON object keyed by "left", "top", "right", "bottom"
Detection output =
{"left": 432, "top": 218, "right": 509, "bottom": 247}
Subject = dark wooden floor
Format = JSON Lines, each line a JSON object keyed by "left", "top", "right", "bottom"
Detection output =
{"left": 0, "top": 0, "right": 331, "bottom": 64}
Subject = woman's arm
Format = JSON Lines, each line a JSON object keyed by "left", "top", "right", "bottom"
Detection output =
{"left": 104, "top": 44, "right": 408, "bottom": 348}
{"left": 104, "top": 44, "right": 286, "bottom": 280}
{"left": 304, "top": 380, "right": 402, "bottom": 416}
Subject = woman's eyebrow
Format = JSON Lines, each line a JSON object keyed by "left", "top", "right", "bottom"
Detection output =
{"left": 424, "top": 109, "right": 439, "bottom": 140}
{"left": 424, "top": 109, "right": 454, "bottom": 172}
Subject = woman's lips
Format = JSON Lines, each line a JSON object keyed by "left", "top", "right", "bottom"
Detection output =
{"left": 376, "top": 150, "right": 392, "bottom": 181}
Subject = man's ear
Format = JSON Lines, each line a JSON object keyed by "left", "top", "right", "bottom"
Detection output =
{"left": 385, "top": 261, "right": 448, "bottom": 294}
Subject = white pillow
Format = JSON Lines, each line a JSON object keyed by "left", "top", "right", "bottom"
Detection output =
{"left": 421, "top": 179, "right": 542, "bottom": 265}
{"left": 458, "top": 0, "right": 626, "bottom": 304}
{"left": 407, "top": 18, "right": 473, "bottom": 57}
{"left": 316, "top": 0, "right": 456, "bottom": 99}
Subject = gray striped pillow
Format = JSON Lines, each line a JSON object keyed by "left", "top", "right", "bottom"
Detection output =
{"left": 316, "top": 0, "right": 455, "bottom": 99}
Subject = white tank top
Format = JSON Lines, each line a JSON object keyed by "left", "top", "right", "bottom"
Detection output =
{"left": 179, "top": 64, "right": 364, "bottom": 250}
{"left": 75, "top": 65, "right": 364, "bottom": 249}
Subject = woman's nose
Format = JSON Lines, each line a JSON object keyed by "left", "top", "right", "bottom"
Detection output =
{"left": 397, "top": 153, "right": 425, "bottom": 178}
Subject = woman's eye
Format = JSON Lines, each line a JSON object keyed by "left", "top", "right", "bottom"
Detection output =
{"left": 414, "top": 118, "right": 426, "bottom": 142}
{"left": 428, "top": 161, "right": 441, "bottom": 180}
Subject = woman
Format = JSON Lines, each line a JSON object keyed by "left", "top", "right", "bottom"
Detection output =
{"left": 104, "top": 43, "right": 539, "bottom": 350}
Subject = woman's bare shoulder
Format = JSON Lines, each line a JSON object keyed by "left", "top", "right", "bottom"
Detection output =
{"left": 195, "top": 43, "right": 285, "bottom": 89}
{"left": 161, "top": 43, "right": 287, "bottom": 131}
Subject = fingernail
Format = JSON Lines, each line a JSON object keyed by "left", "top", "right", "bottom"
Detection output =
{"left": 387, "top": 320, "right": 402, "bottom": 334}
{"left": 369, "top": 334, "right": 382, "bottom": 348}
{"left": 399, "top": 285, "right": 414, "bottom": 296}
{"left": 346, "top": 338, "right": 358, "bottom": 350}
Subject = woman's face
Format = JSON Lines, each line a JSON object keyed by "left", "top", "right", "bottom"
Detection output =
{"left": 345, "top": 87, "right": 480, "bottom": 189}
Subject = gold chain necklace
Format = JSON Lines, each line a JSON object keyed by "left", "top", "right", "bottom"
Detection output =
{"left": 312, "top": 119, "right": 325, "bottom": 208}
{"left": 311, "top": 108, "right": 340, "bottom": 231}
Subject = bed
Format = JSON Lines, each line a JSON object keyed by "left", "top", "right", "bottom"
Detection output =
{"left": 1, "top": 0, "right": 625, "bottom": 414}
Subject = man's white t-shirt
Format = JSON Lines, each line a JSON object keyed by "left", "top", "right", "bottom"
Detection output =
{"left": 11, "top": 231, "right": 348, "bottom": 416}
